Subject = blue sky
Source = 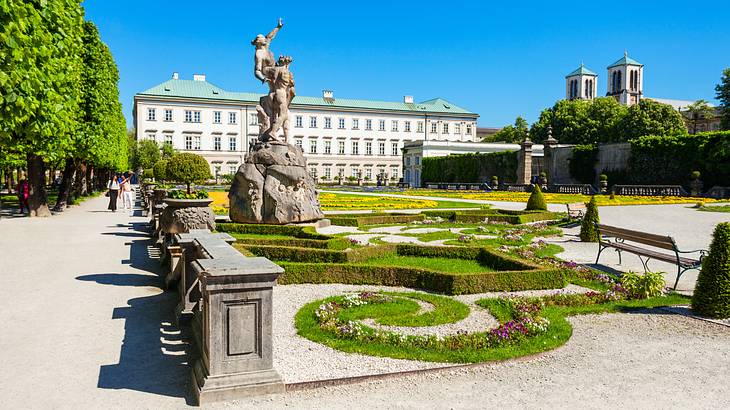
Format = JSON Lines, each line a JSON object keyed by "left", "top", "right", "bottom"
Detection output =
{"left": 84, "top": 0, "right": 730, "bottom": 128}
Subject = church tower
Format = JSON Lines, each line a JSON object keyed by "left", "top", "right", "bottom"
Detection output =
{"left": 565, "top": 63, "right": 598, "bottom": 100}
{"left": 606, "top": 51, "right": 643, "bottom": 106}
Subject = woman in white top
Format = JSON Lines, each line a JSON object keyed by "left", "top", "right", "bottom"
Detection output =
{"left": 107, "top": 174, "right": 120, "bottom": 212}
{"left": 120, "top": 173, "right": 134, "bottom": 210}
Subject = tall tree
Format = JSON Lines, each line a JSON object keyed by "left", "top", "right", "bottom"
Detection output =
{"left": 484, "top": 116, "right": 529, "bottom": 143}
{"left": 715, "top": 68, "right": 730, "bottom": 130}
{"left": 0, "top": 0, "right": 84, "bottom": 216}
{"left": 685, "top": 99, "right": 716, "bottom": 134}
{"left": 55, "top": 21, "right": 128, "bottom": 209}
{"left": 618, "top": 99, "right": 687, "bottom": 140}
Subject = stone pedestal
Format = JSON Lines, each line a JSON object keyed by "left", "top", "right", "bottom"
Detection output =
{"left": 229, "top": 142, "right": 323, "bottom": 224}
{"left": 516, "top": 139, "right": 533, "bottom": 184}
{"left": 191, "top": 256, "right": 285, "bottom": 404}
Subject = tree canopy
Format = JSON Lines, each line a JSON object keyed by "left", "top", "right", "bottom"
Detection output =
{"left": 166, "top": 153, "right": 211, "bottom": 193}
{"left": 716, "top": 68, "right": 730, "bottom": 130}
{"left": 484, "top": 116, "right": 528, "bottom": 143}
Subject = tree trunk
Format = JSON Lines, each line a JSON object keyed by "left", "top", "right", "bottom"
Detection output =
{"left": 85, "top": 165, "right": 93, "bottom": 194}
{"left": 26, "top": 153, "right": 51, "bottom": 217}
{"left": 53, "top": 158, "right": 76, "bottom": 211}
{"left": 76, "top": 162, "right": 88, "bottom": 196}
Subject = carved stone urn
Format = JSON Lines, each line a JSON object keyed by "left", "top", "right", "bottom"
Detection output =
{"left": 160, "top": 198, "right": 216, "bottom": 235}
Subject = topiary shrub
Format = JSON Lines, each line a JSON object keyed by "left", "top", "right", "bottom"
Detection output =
{"left": 579, "top": 196, "right": 600, "bottom": 242}
{"left": 165, "top": 153, "right": 211, "bottom": 193}
{"left": 525, "top": 184, "right": 547, "bottom": 211}
{"left": 153, "top": 159, "right": 168, "bottom": 182}
{"left": 692, "top": 222, "right": 730, "bottom": 318}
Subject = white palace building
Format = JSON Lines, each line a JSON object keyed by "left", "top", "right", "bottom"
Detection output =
{"left": 133, "top": 73, "right": 479, "bottom": 181}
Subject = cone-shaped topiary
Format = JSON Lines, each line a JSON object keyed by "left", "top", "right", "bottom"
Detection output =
{"left": 579, "top": 196, "right": 600, "bottom": 242}
{"left": 692, "top": 222, "right": 730, "bottom": 318}
{"left": 525, "top": 184, "right": 547, "bottom": 211}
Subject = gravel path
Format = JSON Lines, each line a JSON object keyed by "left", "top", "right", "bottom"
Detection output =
{"left": 226, "top": 312, "right": 730, "bottom": 409}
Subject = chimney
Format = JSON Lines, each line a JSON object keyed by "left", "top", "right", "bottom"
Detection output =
{"left": 193, "top": 74, "right": 206, "bottom": 82}
{"left": 172, "top": 72, "right": 179, "bottom": 80}
{"left": 404, "top": 95, "right": 414, "bottom": 104}
{"left": 322, "top": 90, "right": 334, "bottom": 100}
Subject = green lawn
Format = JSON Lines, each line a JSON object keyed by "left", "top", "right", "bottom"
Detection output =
{"left": 699, "top": 205, "right": 730, "bottom": 213}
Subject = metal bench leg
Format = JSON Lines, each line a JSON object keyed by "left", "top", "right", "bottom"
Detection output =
{"left": 638, "top": 255, "right": 650, "bottom": 273}
{"left": 673, "top": 266, "right": 687, "bottom": 290}
{"left": 595, "top": 243, "right": 605, "bottom": 264}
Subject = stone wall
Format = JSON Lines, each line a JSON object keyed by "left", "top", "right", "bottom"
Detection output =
{"left": 546, "top": 142, "right": 631, "bottom": 185}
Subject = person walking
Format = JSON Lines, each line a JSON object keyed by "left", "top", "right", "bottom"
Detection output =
{"left": 17, "top": 178, "right": 29, "bottom": 215}
{"left": 120, "top": 173, "right": 134, "bottom": 211}
{"left": 107, "top": 174, "right": 120, "bottom": 212}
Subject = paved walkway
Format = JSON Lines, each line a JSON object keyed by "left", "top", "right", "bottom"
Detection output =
{"left": 0, "top": 193, "right": 192, "bottom": 408}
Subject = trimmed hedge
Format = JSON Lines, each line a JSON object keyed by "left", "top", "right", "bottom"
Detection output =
{"left": 327, "top": 213, "right": 424, "bottom": 227}
{"left": 525, "top": 185, "right": 547, "bottom": 211}
{"left": 216, "top": 223, "right": 331, "bottom": 240}
{"left": 235, "top": 242, "right": 394, "bottom": 263}
{"left": 396, "top": 244, "right": 542, "bottom": 271}
{"left": 421, "top": 151, "right": 519, "bottom": 184}
{"left": 421, "top": 209, "right": 561, "bottom": 224}
{"left": 277, "top": 262, "right": 565, "bottom": 295}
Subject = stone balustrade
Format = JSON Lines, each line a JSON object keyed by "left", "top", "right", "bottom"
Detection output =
{"left": 553, "top": 184, "right": 597, "bottom": 195}
{"left": 166, "top": 229, "right": 285, "bottom": 404}
{"left": 613, "top": 185, "right": 689, "bottom": 197}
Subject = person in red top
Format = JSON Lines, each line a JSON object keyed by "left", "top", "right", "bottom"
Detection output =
{"left": 17, "top": 179, "right": 29, "bottom": 215}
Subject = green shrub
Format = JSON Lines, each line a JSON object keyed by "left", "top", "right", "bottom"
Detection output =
{"left": 166, "top": 189, "right": 208, "bottom": 199}
{"left": 327, "top": 213, "right": 424, "bottom": 227}
{"left": 166, "top": 153, "right": 211, "bottom": 193}
{"left": 620, "top": 271, "right": 665, "bottom": 299}
{"left": 153, "top": 159, "right": 168, "bottom": 182}
{"left": 525, "top": 185, "right": 547, "bottom": 211}
{"left": 216, "top": 223, "right": 331, "bottom": 240}
{"left": 599, "top": 174, "right": 608, "bottom": 182}
{"left": 579, "top": 196, "right": 600, "bottom": 242}
{"left": 692, "top": 222, "right": 730, "bottom": 318}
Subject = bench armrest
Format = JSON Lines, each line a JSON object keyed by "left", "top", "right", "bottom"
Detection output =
{"left": 676, "top": 249, "right": 707, "bottom": 255}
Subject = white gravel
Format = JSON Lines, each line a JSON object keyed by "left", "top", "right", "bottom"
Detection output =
{"left": 317, "top": 225, "right": 363, "bottom": 235}
{"left": 400, "top": 227, "right": 447, "bottom": 234}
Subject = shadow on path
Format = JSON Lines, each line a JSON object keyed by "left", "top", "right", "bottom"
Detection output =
{"left": 76, "top": 226, "right": 193, "bottom": 405}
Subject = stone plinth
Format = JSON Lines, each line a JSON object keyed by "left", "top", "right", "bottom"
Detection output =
{"left": 516, "top": 139, "right": 533, "bottom": 184}
{"left": 190, "top": 255, "right": 285, "bottom": 404}
{"left": 229, "top": 142, "right": 323, "bottom": 224}
{"left": 159, "top": 199, "right": 216, "bottom": 235}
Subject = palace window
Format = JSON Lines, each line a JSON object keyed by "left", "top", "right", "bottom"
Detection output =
{"left": 214, "top": 136, "right": 221, "bottom": 151}
{"left": 391, "top": 121, "right": 398, "bottom": 132}
{"left": 430, "top": 122, "right": 437, "bottom": 133}
{"left": 229, "top": 165, "right": 237, "bottom": 175}
{"left": 249, "top": 113, "right": 258, "bottom": 125}
{"left": 466, "top": 124, "right": 472, "bottom": 135}
{"left": 164, "top": 134, "right": 172, "bottom": 146}
{"left": 351, "top": 141, "right": 359, "bottom": 155}
{"left": 194, "top": 136, "right": 201, "bottom": 150}
{"left": 443, "top": 123, "right": 449, "bottom": 134}
{"left": 378, "top": 142, "right": 385, "bottom": 156}
{"left": 455, "top": 123, "right": 461, "bottom": 134}
{"left": 295, "top": 115, "right": 303, "bottom": 128}
{"left": 213, "top": 111, "right": 221, "bottom": 124}
{"left": 193, "top": 111, "right": 201, "bottom": 123}
{"left": 391, "top": 168, "right": 398, "bottom": 180}
{"left": 338, "top": 141, "right": 345, "bottom": 155}
{"left": 324, "top": 140, "right": 331, "bottom": 154}
{"left": 309, "top": 139, "right": 317, "bottom": 154}
{"left": 391, "top": 142, "right": 399, "bottom": 156}
{"left": 352, "top": 118, "right": 359, "bottom": 129}
{"left": 379, "top": 120, "right": 385, "bottom": 131}
{"left": 324, "top": 167, "right": 331, "bottom": 179}
{"left": 309, "top": 166, "right": 317, "bottom": 179}
{"left": 417, "top": 121, "right": 424, "bottom": 133}
{"left": 338, "top": 118, "right": 345, "bottom": 129}
{"left": 164, "top": 109, "right": 172, "bottom": 122}
{"left": 185, "top": 136, "right": 193, "bottom": 150}
{"left": 146, "top": 132, "right": 155, "bottom": 141}
{"left": 365, "top": 141, "right": 372, "bottom": 155}
{"left": 351, "top": 168, "right": 359, "bottom": 178}
{"left": 228, "top": 112, "right": 237, "bottom": 124}
{"left": 147, "top": 108, "right": 156, "bottom": 121}
{"left": 324, "top": 117, "right": 332, "bottom": 129}
{"left": 404, "top": 121, "right": 411, "bottom": 132}
{"left": 365, "top": 119, "right": 372, "bottom": 130}
{"left": 365, "top": 168, "right": 372, "bottom": 179}
{"left": 229, "top": 136, "right": 236, "bottom": 151}
{"left": 309, "top": 116, "right": 317, "bottom": 128}
{"left": 295, "top": 139, "right": 303, "bottom": 150}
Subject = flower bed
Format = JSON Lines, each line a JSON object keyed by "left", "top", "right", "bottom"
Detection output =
{"left": 295, "top": 279, "right": 689, "bottom": 363}
{"left": 399, "top": 189, "right": 721, "bottom": 206}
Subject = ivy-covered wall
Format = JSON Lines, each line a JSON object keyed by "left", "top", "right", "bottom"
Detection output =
{"left": 421, "top": 151, "right": 519, "bottom": 184}
{"left": 628, "top": 131, "right": 730, "bottom": 188}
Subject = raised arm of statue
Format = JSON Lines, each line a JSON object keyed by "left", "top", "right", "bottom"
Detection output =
{"left": 266, "top": 18, "right": 284, "bottom": 41}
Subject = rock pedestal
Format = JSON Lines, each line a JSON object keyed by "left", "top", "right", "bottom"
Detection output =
{"left": 229, "top": 142, "right": 324, "bottom": 224}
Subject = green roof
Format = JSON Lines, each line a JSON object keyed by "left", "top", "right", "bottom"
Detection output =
{"left": 137, "top": 79, "right": 477, "bottom": 116}
{"left": 607, "top": 52, "right": 643, "bottom": 68}
{"left": 565, "top": 63, "right": 597, "bottom": 78}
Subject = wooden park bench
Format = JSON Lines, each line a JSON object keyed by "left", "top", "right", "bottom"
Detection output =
{"left": 595, "top": 223, "right": 707, "bottom": 289}
{"left": 565, "top": 202, "right": 587, "bottom": 220}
